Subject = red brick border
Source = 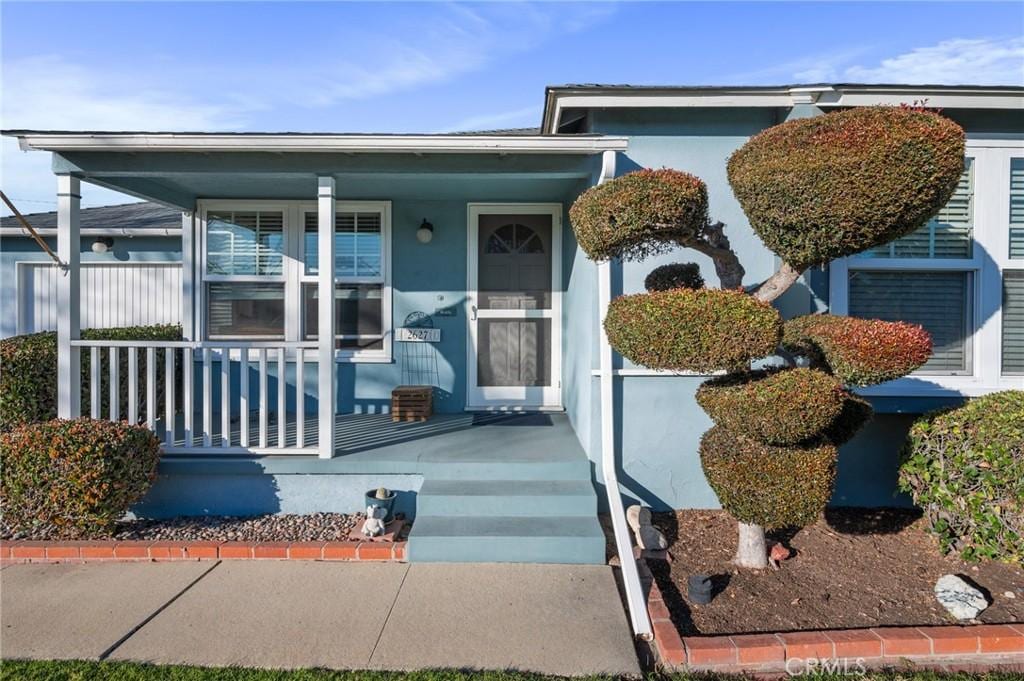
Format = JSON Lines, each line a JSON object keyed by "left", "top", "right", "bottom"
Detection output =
{"left": 0, "top": 539, "right": 407, "bottom": 564}
{"left": 639, "top": 557, "right": 1024, "bottom": 674}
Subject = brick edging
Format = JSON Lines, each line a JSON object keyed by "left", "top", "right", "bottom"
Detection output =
{"left": 0, "top": 539, "right": 406, "bottom": 563}
{"left": 639, "top": 557, "right": 1024, "bottom": 673}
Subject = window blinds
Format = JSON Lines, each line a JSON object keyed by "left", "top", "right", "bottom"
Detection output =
{"left": 1010, "top": 158, "right": 1024, "bottom": 260}
{"left": 1004, "top": 271, "right": 1024, "bottom": 375}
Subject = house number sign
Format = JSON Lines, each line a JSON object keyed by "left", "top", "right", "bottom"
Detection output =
{"left": 397, "top": 327, "right": 441, "bottom": 343}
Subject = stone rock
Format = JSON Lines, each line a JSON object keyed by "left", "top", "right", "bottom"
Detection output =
{"left": 935, "top": 574, "right": 989, "bottom": 620}
{"left": 626, "top": 505, "right": 668, "bottom": 550}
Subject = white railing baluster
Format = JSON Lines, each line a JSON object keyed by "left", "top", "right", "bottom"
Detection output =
{"left": 165, "top": 348, "right": 176, "bottom": 446}
{"left": 295, "top": 348, "right": 304, "bottom": 448}
{"left": 221, "top": 349, "right": 231, "bottom": 447}
{"left": 239, "top": 349, "right": 249, "bottom": 448}
{"left": 277, "top": 348, "right": 287, "bottom": 448}
{"left": 259, "top": 348, "right": 268, "bottom": 449}
{"left": 128, "top": 348, "right": 139, "bottom": 424}
{"left": 202, "top": 348, "right": 212, "bottom": 447}
{"left": 90, "top": 347, "right": 100, "bottom": 419}
{"left": 146, "top": 348, "right": 156, "bottom": 430}
{"left": 109, "top": 347, "right": 119, "bottom": 421}
{"left": 183, "top": 347, "right": 193, "bottom": 448}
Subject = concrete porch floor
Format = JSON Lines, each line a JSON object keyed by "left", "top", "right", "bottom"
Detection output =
{"left": 0, "top": 561, "right": 641, "bottom": 676}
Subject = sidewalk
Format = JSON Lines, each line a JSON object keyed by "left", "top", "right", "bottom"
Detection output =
{"left": 0, "top": 561, "right": 640, "bottom": 677}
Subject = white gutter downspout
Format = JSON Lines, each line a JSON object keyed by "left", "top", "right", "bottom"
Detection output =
{"left": 596, "top": 149, "right": 653, "bottom": 641}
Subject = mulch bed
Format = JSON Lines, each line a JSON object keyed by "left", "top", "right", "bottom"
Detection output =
{"left": 1, "top": 512, "right": 376, "bottom": 542}
{"left": 648, "top": 508, "right": 1024, "bottom": 636}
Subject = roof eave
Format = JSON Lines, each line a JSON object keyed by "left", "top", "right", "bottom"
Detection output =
{"left": 5, "top": 132, "right": 629, "bottom": 154}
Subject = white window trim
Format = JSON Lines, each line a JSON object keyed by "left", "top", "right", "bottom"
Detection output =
{"left": 829, "top": 139, "right": 1024, "bottom": 397}
{"left": 197, "top": 199, "right": 392, "bottom": 363}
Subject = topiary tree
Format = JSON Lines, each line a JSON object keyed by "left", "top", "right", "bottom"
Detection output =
{"left": 570, "top": 106, "right": 963, "bottom": 568}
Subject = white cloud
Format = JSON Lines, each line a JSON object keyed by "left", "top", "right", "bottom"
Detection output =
{"left": 1, "top": 55, "right": 251, "bottom": 214}
{"left": 843, "top": 37, "right": 1024, "bottom": 85}
{"left": 435, "top": 105, "right": 541, "bottom": 133}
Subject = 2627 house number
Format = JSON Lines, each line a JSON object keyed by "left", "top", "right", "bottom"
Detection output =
{"left": 397, "top": 327, "right": 441, "bottom": 343}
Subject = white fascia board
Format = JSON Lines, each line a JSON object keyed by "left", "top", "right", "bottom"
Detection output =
{"left": 0, "top": 227, "right": 182, "bottom": 237}
{"left": 13, "top": 134, "right": 629, "bottom": 154}
{"left": 544, "top": 85, "right": 1024, "bottom": 132}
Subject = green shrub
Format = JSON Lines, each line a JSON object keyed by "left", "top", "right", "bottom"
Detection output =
{"left": 644, "top": 262, "right": 704, "bottom": 292}
{"left": 0, "top": 418, "right": 162, "bottom": 539}
{"left": 728, "top": 106, "right": 965, "bottom": 268}
{"left": 569, "top": 169, "right": 709, "bottom": 261}
{"left": 782, "top": 314, "right": 932, "bottom": 386}
{"left": 823, "top": 392, "right": 875, "bottom": 447}
{"left": 700, "top": 425, "right": 837, "bottom": 530}
{"left": 604, "top": 288, "right": 782, "bottom": 373}
{"left": 899, "top": 391, "right": 1024, "bottom": 564}
{"left": 696, "top": 368, "right": 845, "bottom": 445}
{"left": 0, "top": 325, "right": 182, "bottom": 431}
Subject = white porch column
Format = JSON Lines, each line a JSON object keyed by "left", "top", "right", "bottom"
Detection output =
{"left": 595, "top": 150, "right": 652, "bottom": 640}
{"left": 317, "top": 177, "right": 336, "bottom": 458}
{"left": 56, "top": 174, "right": 81, "bottom": 418}
{"left": 181, "top": 210, "right": 197, "bottom": 341}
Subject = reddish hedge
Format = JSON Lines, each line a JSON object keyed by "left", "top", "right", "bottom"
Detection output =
{"left": 782, "top": 314, "right": 932, "bottom": 386}
{"left": 644, "top": 262, "right": 705, "bottom": 292}
{"left": 604, "top": 288, "right": 782, "bottom": 373}
{"left": 1, "top": 418, "right": 161, "bottom": 539}
{"left": 727, "top": 106, "right": 965, "bottom": 269}
{"left": 569, "top": 169, "right": 709, "bottom": 261}
{"left": 700, "top": 425, "right": 837, "bottom": 530}
{"left": 696, "top": 368, "right": 846, "bottom": 445}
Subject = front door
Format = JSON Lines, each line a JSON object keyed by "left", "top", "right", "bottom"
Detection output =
{"left": 467, "top": 204, "right": 562, "bottom": 410}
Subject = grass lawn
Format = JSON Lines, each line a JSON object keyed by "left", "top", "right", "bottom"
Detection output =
{"left": 2, "top": 660, "right": 1022, "bottom": 681}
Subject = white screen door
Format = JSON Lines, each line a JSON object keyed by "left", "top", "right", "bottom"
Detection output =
{"left": 467, "top": 204, "right": 562, "bottom": 410}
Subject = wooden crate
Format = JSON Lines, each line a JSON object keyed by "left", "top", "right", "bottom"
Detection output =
{"left": 391, "top": 386, "right": 433, "bottom": 422}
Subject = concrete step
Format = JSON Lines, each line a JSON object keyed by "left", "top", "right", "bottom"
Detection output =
{"left": 407, "top": 515, "right": 606, "bottom": 564}
{"left": 420, "top": 458, "right": 591, "bottom": 481}
{"left": 417, "top": 479, "right": 597, "bottom": 517}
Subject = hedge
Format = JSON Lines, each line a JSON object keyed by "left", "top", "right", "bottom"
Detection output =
{"left": 782, "top": 314, "right": 932, "bottom": 386}
{"left": 0, "top": 325, "right": 182, "bottom": 431}
{"left": 700, "top": 425, "right": 837, "bottom": 530}
{"left": 569, "top": 169, "right": 709, "bottom": 261}
{"left": 0, "top": 418, "right": 161, "bottom": 539}
{"left": 643, "top": 262, "right": 705, "bottom": 292}
{"left": 604, "top": 288, "right": 782, "bottom": 373}
{"left": 696, "top": 368, "right": 846, "bottom": 445}
{"left": 899, "top": 391, "right": 1023, "bottom": 564}
{"left": 823, "top": 391, "right": 875, "bottom": 447}
{"left": 727, "top": 106, "right": 965, "bottom": 269}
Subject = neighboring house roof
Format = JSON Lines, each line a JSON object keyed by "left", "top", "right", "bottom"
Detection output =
{"left": 0, "top": 201, "right": 181, "bottom": 236}
{"left": 541, "top": 82, "right": 1024, "bottom": 133}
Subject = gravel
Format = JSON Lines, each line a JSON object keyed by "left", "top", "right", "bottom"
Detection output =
{"left": 0, "top": 513, "right": 369, "bottom": 542}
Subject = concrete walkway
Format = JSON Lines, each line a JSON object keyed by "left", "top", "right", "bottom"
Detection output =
{"left": 1, "top": 561, "right": 640, "bottom": 677}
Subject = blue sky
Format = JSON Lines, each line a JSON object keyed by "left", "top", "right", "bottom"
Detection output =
{"left": 2, "top": 1, "right": 1022, "bottom": 213}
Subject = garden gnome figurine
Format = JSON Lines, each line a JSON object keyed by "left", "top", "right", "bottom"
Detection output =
{"left": 361, "top": 504, "right": 388, "bottom": 537}
{"left": 626, "top": 504, "right": 668, "bottom": 550}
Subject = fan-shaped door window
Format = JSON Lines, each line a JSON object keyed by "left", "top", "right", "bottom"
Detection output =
{"left": 479, "top": 217, "right": 552, "bottom": 310}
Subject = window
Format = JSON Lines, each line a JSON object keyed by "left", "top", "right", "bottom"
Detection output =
{"left": 831, "top": 142, "right": 1024, "bottom": 396}
{"left": 199, "top": 201, "right": 391, "bottom": 360}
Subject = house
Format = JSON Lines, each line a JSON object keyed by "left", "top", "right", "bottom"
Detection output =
{"left": 0, "top": 202, "right": 183, "bottom": 338}
{"left": 3, "top": 84, "right": 1022, "bottom": 574}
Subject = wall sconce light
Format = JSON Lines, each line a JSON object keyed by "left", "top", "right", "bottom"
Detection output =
{"left": 91, "top": 237, "right": 114, "bottom": 254}
{"left": 416, "top": 219, "right": 434, "bottom": 244}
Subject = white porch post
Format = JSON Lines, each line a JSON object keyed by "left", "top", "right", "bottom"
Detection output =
{"left": 56, "top": 174, "right": 81, "bottom": 419}
{"left": 317, "top": 177, "right": 336, "bottom": 458}
{"left": 596, "top": 150, "right": 652, "bottom": 640}
{"left": 181, "top": 209, "right": 196, "bottom": 341}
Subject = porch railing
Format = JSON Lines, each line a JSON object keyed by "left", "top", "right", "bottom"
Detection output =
{"left": 70, "top": 340, "right": 321, "bottom": 456}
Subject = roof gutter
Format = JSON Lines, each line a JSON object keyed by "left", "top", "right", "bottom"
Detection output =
{"left": 7, "top": 132, "right": 629, "bottom": 154}
{"left": 0, "top": 227, "right": 181, "bottom": 238}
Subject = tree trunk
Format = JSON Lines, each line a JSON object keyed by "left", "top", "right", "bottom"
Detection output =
{"left": 752, "top": 262, "right": 803, "bottom": 303}
{"left": 734, "top": 522, "right": 769, "bottom": 569}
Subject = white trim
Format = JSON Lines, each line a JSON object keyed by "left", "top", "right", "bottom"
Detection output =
{"left": 317, "top": 177, "right": 336, "bottom": 459}
{"left": 589, "top": 368, "right": 720, "bottom": 377}
{"left": 465, "top": 202, "right": 563, "bottom": 411}
{"left": 543, "top": 85, "right": 1024, "bottom": 133}
{"left": 0, "top": 227, "right": 182, "bottom": 237}
{"left": 56, "top": 174, "right": 81, "bottom": 418}
{"left": 830, "top": 140, "right": 1024, "bottom": 397}
{"left": 13, "top": 133, "right": 628, "bottom": 154}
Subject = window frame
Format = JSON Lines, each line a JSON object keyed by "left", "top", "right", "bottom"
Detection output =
{"left": 197, "top": 199, "right": 392, "bottom": 363}
{"left": 829, "top": 137, "right": 1024, "bottom": 397}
